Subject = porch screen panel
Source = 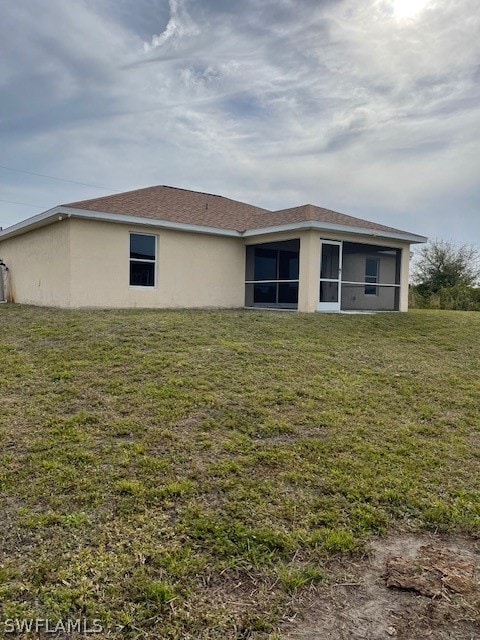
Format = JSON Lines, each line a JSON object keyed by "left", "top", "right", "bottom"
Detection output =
{"left": 321, "top": 244, "right": 340, "bottom": 280}
{"left": 365, "top": 258, "right": 379, "bottom": 295}
{"left": 320, "top": 281, "right": 339, "bottom": 303}
{"left": 340, "top": 243, "right": 401, "bottom": 311}
{"left": 253, "top": 283, "right": 277, "bottom": 303}
{"left": 320, "top": 244, "right": 340, "bottom": 303}
{"left": 245, "top": 242, "right": 299, "bottom": 308}
{"left": 255, "top": 249, "right": 277, "bottom": 280}
{"left": 279, "top": 251, "right": 299, "bottom": 279}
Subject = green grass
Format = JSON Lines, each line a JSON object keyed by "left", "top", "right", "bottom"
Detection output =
{"left": 0, "top": 306, "right": 479, "bottom": 638}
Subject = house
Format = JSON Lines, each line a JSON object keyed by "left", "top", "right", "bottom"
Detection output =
{"left": 0, "top": 185, "right": 427, "bottom": 312}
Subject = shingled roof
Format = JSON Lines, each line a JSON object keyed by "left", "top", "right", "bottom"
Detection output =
{"left": 250, "top": 204, "right": 408, "bottom": 235}
{"left": 64, "top": 186, "right": 269, "bottom": 233}
{"left": 64, "top": 184, "right": 414, "bottom": 237}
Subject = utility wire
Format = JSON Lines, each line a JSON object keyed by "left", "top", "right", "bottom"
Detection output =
{"left": 0, "top": 198, "right": 46, "bottom": 209}
{"left": 0, "top": 164, "right": 119, "bottom": 192}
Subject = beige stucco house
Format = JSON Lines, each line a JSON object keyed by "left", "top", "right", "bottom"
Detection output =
{"left": 0, "top": 185, "right": 426, "bottom": 312}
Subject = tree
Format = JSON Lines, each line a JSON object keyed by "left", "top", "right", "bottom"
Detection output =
{"left": 412, "top": 239, "right": 480, "bottom": 295}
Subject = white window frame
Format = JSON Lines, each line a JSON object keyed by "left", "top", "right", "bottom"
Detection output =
{"left": 364, "top": 257, "right": 379, "bottom": 296}
{"left": 129, "top": 232, "right": 157, "bottom": 288}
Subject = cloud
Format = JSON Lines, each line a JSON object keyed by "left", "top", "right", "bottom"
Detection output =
{"left": 144, "top": 0, "right": 200, "bottom": 52}
{"left": 0, "top": 0, "right": 479, "bottom": 244}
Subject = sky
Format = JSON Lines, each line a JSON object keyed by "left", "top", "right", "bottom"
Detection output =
{"left": 1, "top": 0, "right": 479, "bottom": 246}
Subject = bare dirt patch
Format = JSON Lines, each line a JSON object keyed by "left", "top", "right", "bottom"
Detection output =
{"left": 282, "top": 532, "right": 480, "bottom": 640}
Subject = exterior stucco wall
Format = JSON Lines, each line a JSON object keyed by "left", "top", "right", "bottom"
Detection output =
{"left": 0, "top": 219, "right": 71, "bottom": 306}
{"left": 69, "top": 218, "right": 245, "bottom": 308}
{"left": 399, "top": 247, "right": 410, "bottom": 312}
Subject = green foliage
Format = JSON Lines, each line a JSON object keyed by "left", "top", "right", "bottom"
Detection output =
{"left": 410, "top": 284, "right": 480, "bottom": 311}
{"left": 139, "top": 580, "right": 177, "bottom": 607}
{"left": 115, "top": 479, "right": 145, "bottom": 496}
{"left": 307, "top": 528, "right": 358, "bottom": 553}
{"left": 412, "top": 239, "right": 480, "bottom": 295}
{"left": 183, "top": 510, "right": 296, "bottom": 565}
{"left": 276, "top": 564, "right": 327, "bottom": 593}
{"left": 439, "top": 284, "right": 480, "bottom": 311}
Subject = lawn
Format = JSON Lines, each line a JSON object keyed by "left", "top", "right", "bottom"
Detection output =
{"left": 0, "top": 306, "right": 479, "bottom": 638}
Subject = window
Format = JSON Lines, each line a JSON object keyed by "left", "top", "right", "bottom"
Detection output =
{"left": 130, "top": 233, "right": 156, "bottom": 287}
{"left": 365, "top": 258, "right": 379, "bottom": 295}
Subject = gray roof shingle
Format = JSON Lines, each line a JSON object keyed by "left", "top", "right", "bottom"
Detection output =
{"left": 64, "top": 185, "right": 414, "bottom": 236}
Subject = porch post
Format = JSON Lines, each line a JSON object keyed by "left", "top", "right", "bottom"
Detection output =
{"left": 298, "top": 231, "right": 320, "bottom": 313}
{"left": 399, "top": 246, "right": 410, "bottom": 312}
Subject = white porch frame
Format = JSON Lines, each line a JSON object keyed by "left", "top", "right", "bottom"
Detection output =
{"left": 318, "top": 240, "right": 343, "bottom": 312}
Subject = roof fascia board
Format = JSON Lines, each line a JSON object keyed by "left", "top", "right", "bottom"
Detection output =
{"left": 0, "top": 207, "right": 427, "bottom": 245}
{"left": 243, "top": 220, "right": 428, "bottom": 244}
{"left": 58, "top": 207, "right": 241, "bottom": 237}
{"left": 0, "top": 207, "right": 61, "bottom": 241}
{"left": 0, "top": 206, "right": 241, "bottom": 240}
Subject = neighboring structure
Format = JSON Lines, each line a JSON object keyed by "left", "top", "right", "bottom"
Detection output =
{"left": 0, "top": 185, "right": 426, "bottom": 312}
{"left": 0, "top": 259, "right": 7, "bottom": 303}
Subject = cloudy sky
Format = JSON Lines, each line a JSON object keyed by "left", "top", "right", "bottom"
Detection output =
{"left": 1, "top": 0, "right": 479, "bottom": 245}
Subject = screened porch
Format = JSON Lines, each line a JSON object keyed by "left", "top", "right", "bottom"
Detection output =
{"left": 245, "top": 237, "right": 403, "bottom": 312}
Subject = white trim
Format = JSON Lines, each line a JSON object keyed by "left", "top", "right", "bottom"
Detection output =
{"left": 245, "top": 279, "right": 299, "bottom": 284}
{"left": 318, "top": 240, "right": 343, "bottom": 312}
{"left": 0, "top": 206, "right": 240, "bottom": 241}
{"left": 128, "top": 286, "right": 157, "bottom": 290}
{"left": 64, "top": 207, "right": 240, "bottom": 237}
{"left": 0, "top": 208, "right": 63, "bottom": 240}
{"left": 341, "top": 280, "right": 400, "bottom": 288}
{"left": 0, "top": 206, "right": 428, "bottom": 245}
{"left": 129, "top": 231, "right": 157, "bottom": 288}
{"left": 243, "top": 220, "right": 427, "bottom": 244}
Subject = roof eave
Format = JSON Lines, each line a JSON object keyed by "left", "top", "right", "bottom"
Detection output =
{"left": 0, "top": 207, "right": 241, "bottom": 240}
{"left": 0, "top": 208, "right": 428, "bottom": 245}
{"left": 242, "top": 220, "right": 428, "bottom": 244}
{"left": 0, "top": 207, "right": 63, "bottom": 241}
{"left": 59, "top": 207, "right": 241, "bottom": 237}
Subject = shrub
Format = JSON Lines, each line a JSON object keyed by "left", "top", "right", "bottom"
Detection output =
{"left": 410, "top": 284, "right": 480, "bottom": 311}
